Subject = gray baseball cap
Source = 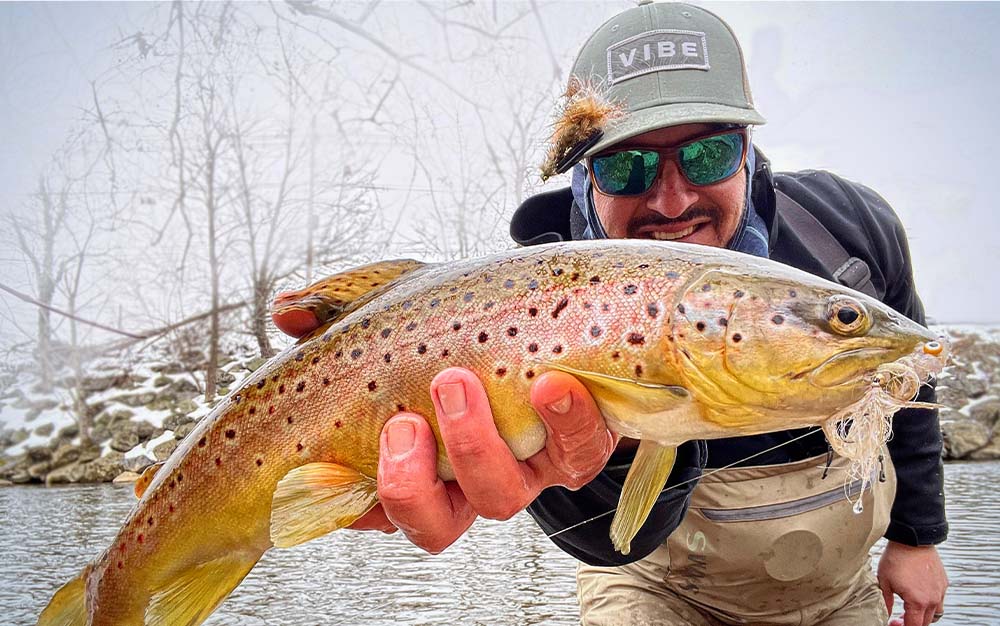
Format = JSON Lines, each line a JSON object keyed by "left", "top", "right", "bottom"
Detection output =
{"left": 567, "top": 1, "right": 765, "bottom": 161}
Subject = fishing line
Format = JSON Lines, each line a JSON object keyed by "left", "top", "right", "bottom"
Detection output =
{"left": 546, "top": 428, "right": 825, "bottom": 541}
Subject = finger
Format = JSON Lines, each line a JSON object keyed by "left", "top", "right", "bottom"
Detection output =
{"left": 347, "top": 505, "right": 398, "bottom": 533}
{"left": 377, "top": 413, "right": 475, "bottom": 554}
{"left": 879, "top": 578, "right": 895, "bottom": 618}
{"left": 431, "top": 368, "right": 539, "bottom": 520}
{"left": 901, "top": 600, "right": 927, "bottom": 626}
{"left": 527, "top": 371, "right": 615, "bottom": 489}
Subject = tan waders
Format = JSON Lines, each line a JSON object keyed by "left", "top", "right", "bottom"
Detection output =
{"left": 578, "top": 450, "right": 895, "bottom": 626}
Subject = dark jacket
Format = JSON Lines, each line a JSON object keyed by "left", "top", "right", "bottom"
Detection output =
{"left": 512, "top": 152, "right": 947, "bottom": 566}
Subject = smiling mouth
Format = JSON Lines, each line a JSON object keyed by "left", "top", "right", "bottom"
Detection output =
{"left": 650, "top": 225, "right": 697, "bottom": 241}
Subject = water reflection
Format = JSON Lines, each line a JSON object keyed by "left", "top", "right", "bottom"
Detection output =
{"left": 2, "top": 462, "right": 997, "bottom": 625}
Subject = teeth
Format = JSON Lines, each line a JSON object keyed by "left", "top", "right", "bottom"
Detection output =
{"left": 651, "top": 225, "right": 696, "bottom": 241}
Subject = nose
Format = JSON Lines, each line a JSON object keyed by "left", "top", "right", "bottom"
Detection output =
{"left": 645, "top": 160, "right": 700, "bottom": 219}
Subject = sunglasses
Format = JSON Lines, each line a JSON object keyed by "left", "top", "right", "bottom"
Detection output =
{"left": 589, "top": 128, "right": 749, "bottom": 195}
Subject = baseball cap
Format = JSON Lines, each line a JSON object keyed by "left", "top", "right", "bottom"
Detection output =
{"left": 544, "top": 1, "right": 765, "bottom": 176}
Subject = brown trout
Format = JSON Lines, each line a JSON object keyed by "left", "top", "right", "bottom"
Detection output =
{"left": 39, "top": 240, "right": 946, "bottom": 626}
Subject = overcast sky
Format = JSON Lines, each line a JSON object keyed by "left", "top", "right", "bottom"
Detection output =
{"left": 1, "top": 1, "right": 998, "bottom": 326}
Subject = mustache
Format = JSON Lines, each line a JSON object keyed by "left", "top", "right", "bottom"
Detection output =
{"left": 627, "top": 207, "right": 717, "bottom": 233}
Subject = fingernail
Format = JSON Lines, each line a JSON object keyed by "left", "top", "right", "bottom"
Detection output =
{"left": 386, "top": 420, "right": 415, "bottom": 456}
{"left": 546, "top": 392, "right": 572, "bottom": 415}
{"left": 436, "top": 381, "right": 467, "bottom": 417}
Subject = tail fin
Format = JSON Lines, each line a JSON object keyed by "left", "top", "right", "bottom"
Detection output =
{"left": 37, "top": 571, "right": 86, "bottom": 626}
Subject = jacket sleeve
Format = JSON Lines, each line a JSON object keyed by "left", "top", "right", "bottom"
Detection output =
{"left": 839, "top": 178, "right": 949, "bottom": 546}
{"left": 526, "top": 439, "right": 706, "bottom": 566}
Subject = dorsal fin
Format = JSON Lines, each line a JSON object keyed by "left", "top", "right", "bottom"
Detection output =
{"left": 271, "top": 259, "right": 426, "bottom": 338}
{"left": 134, "top": 461, "right": 165, "bottom": 499}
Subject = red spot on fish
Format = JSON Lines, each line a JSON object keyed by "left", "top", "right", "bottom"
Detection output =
{"left": 287, "top": 416, "right": 294, "bottom": 424}
{"left": 335, "top": 420, "right": 342, "bottom": 428}
{"left": 496, "top": 367, "right": 507, "bottom": 377}
{"left": 117, "top": 561, "right": 123, "bottom": 569}
{"left": 169, "top": 504, "right": 175, "bottom": 513}
{"left": 296, "top": 443, "right": 304, "bottom": 451}
{"left": 525, "top": 370, "right": 535, "bottom": 379}
{"left": 635, "top": 365, "right": 644, "bottom": 377}
{"left": 627, "top": 333, "right": 645, "bottom": 345}
{"left": 147, "top": 517, "right": 154, "bottom": 526}
{"left": 215, "top": 457, "right": 222, "bottom": 467}
{"left": 278, "top": 384, "right": 286, "bottom": 394}
{"left": 138, "top": 534, "right": 144, "bottom": 544}
{"left": 296, "top": 381, "right": 306, "bottom": 392}
{"left": 368, "top": 381, "right": 377, "bottom": 392}
{"left": 248, "top": 407, "right": 256, "bottom": 415}
{"left": 269, "top": 406, "right": 275, "bottom": 414}
{"left": 256, "top": 459, "right": 263, "bottom": 467}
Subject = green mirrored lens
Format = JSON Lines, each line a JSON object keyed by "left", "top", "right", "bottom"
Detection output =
{"left": 678, "top": 133, "right": 744, "bottom": 185}
{"left": 592, "top": 150, "right": 659, "bottom": 195}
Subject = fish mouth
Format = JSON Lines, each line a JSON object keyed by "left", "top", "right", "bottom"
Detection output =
{"left": 802, "top": 347, "right": 893, "bottom": 388}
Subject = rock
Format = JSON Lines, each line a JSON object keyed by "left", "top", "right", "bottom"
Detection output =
{"left": 7, "top": 428, "right": 28, "bottom": 447}
{"left": 163, "top": 414, "right": 194, "bottom": 431}
{"left": 75, "top": 452, "right": 125, "bottom": 483}
{"left": 170, "top": 377, "right": 200, "bottom": 394}
{"left": 78, "top": 441, "right": 102, "bottom": 463}
{"left": 114, "top": 391, "right": 158, "bottom": 408}
{"left": 28, "top": 461, "right": 52, "bottom": 479}
{"left": 969, "top": 398, "right": 1000, "bottom": 426}
{"left": 80, "top": 372, "right": 134, "bottom": 393}
{"left": 51, "top": 444, "right": 81, "bottom": 467}
{"left": 246, "top": 356, "right": 268, "bottom": 372}
{"left": 145, "top": 395, "right": 176, "bottom": 412}
{"left": 34, "top": 423, "right": 54, "bottom": 437}
{"left": 0, "top": 479, "right": 12, "bottom": 486}
{"left": 134, "top": 420, "right": 160, "bottom": 441}
{"left": 941, "top": 417, "right": 991, "bottom": 459}
{"left": 216, "top": 370, "right": 236, "bottom": 386}
{"left": 58, "top": 423, "right": 80, "bottom": 439}
{"left": 153, "top": 439, "right": 178, "bottom": 462}
{"left": 174, "top": 422, "right": 197, "bottom": 440}
{"left": 26, "top": 445, "right": 53, "bottom": 463}
{"left": 152, "top": 375, "right": 172, "bottom": 387}
{"left": 45, "top": 462, "right": 78, "bottom": 485}
{"left": 174, "top": 399, "right": 198, "bottom": 415}
{"left": 969, "top": 438, "right": 1000, "bottom": 461}
{"left": 112, "top": 470, "right": 141, "bottom": 487}
{"left": 10, "top": 470, "right": 30, "bottom": 484}
{"left": 110, "top": 430, "right": 140, "bottom": 452}
{"left": 124, "top": 454, "right": 155, "bottom": 473}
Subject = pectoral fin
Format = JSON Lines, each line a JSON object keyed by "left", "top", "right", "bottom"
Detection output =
{"left": 145, "top": 551, "right": 260, "bottom": 626}
{"left": 543, "top": 362, "right": 690, "bottom": 439}
{"left": 270, "top": 462, "right": 379, "bottom": 548}
{"left": 610, "top": 441, "right": 677, "bottom": 555}
{"left": 134, "top": 461, "right": 165, "bottom": 499}
{"left": 36, "top": 570, "right": 86, "bottom": 626}
{"left": 271, "top": 259, "right": 427, "bottom": 338}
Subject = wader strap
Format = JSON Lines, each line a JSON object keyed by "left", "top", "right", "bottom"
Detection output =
{"left": 774, "top": 189, "right": 877, "bottom": 298}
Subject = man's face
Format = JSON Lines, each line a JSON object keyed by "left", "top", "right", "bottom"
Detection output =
{"left": 590, "top": 123, "right": 747, "bottom": 248}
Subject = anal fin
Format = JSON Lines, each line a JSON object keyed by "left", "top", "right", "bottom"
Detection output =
{"left": 145, "top": 551, "right": 260, "bottom": 626}
{"left": 610, "top": 441, "right": 677, "bottom": 555}
{"left": 270, "top": 462, "right": 379, "bottom": 548}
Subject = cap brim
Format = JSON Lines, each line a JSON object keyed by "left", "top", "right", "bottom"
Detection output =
{"left": 584, "top": 103, "right": 767, "bottom": 158}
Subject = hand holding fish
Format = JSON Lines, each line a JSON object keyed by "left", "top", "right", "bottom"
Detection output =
{"left": 368, "top": 367, "right": 614, "bottom": 554}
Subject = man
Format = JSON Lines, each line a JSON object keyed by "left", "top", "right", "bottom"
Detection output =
{"left": 339, "top": 2, "right": 948, "bottom": 625}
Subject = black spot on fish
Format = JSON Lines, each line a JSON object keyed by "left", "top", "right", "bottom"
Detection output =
{"left": 589, "top": 275, "right": 601, "bottom": 284}
{"left": 225, "top": 429, "right": 236, "bottom": 439}
{"left": 696, "top": 322, "right": 706, "bottom": 332}
{"left": 396, "top": 404, "right": 406, "bottom": 412}
{"left": 702, "top": 284, "right": 711, "bottom": 292}
{"left": 296, "top": 381, "right": 306, "bottom": 392}
{"left": 525, "top": 370, "right": 535, "bottom": 379}
{"left": 381, "top": 328, "right": 392, "bottom": 339}
{"left": 484, "top": 301, "right": 495, "bottom": 310}
{"left": 591, "top": 325, "right": 603, "bottom": 338}
{"left": 635, "top": 364, "right": 644, "bottom": 377}
{"left": 496, "top": 367, "right": 507, "bottom": 377}
{"left": 430, "top": 298, "right": 440, "bottom": 308}
{"left": 552, "top": 297, "right": 569, "bottom": 319}
{"left": 177, "top": 473, "right": 183, "bottom": 483}
{"left": 287, "top": 416, "right": 293, "bottom": 424}
{"left": 417, "top": 344, "right": 427, "bottom": 355}
{"left": 733, "top": 333, "right": 743, "bottom": 343}
{"left": 624, "top": 284, "right": 637, "bottom": 295}
{"left": 383, "top": 353, "right": 392, "bottom": 364}
{"left": 463, "top": 292, "right": 474, "bottom": 302}
{"left": 449, "top": 286, "right": 458, "bottom": 293}
{"left": 452, "top": 322, "right": 462, "bottom": 331}
{"left": 295, "top": 352, "right": 304, "bottom": 362}
{"left": 528, "top": 342, "right": 539, "bottom": 353}
{"left": 601, "top": 303, "right": 611, "bottom": 312}
{"left": 528, "top": 307, "right": 538, "bottom": 317}
{"left": 368, "top": 381, "right": 377, "bottom": 392}
{"left": 233, "top": 394, "right": 242, "bottom": 404}
{"left": 296, "top": 443, "right": 304, "bottom": 451}
{"left": 198, "top": 437, "right": 206, "bottom": 447}
{"left": 666, "top": 271, "right": 679, "bottom": 279}
{"left": 719, "top": 317, "right": 728, "bottom": 327}
{"left": 278, "top": 384, "right": 286, "bottom": 394}
{"left": 406, "top": 321, "right": 417, "bottom": 331}
{"left": 256, "top": 459, "right": 263, "bottom": 467}
{"left": 638, "top": 263, "right": 649, "bottom": 269}
{"left": 335, "top": 420, "right": 343, "bottom": 428}
{"left": 789, "top": 289, "right": 797, "bottom": 298}
{"left": 351, "top": 348, "right": 362, "bottom": 359}
{"left": 248, "top": 407, "right": 256, "bottom": 415}
{"left": 528, "top": 279, "right": 539, "bottom": 290}
{"left": 478, "top": 332, "right": 489, "bottom": 343}
{"left": 583, "top": 302, "right": 593, "bottom": 310}
{"left": 323, "top": 377, "right": 331, "bottom": 386}
{"left": 272, "top": 375, "right": 279, "bottom": 382}
{"left": 402, "top": 300, "right": 414, "bottom": 310}
{"left": 322, "top": 333, "right": 332, "bottom": 342}
{"left": 484, "top": 275, "right": 493, "bottom": 283}
{"left": 256, "top": 380, "right": 266, "bottom": 389}
{"left": 553, "top": 268, "right": 564, "bottom": 276}
{"left": 734, "top": 290, "right": 745, "bottom": 298}
{"left": 504, "top": 279, "right": 515, "bottom": 289}
{"left": 772, "top": 314, "right": 785, "bottom": 325}
{"left": 628, "top": 333, "right": 645, "bottom": 345}
{"left": 507, "top": 327, "right": 518, "bottom": 337}
{"left": 441, "top": 349, "right": 450, "bottom": 358}
{"left": 311, "top": 356, "right": 320, "bottom": 365}
{"left": 361, "top": 318, "right": 371, "bottom": 329}
{"left": 647, "top": 303, "right": 660, "bottom": 318}
{"left": 570, "top": 272, "right": 580, "bottom": 281}
{"left": 335, "top": 350, "right": 343, "bottom": 359}
{"left": 552, "top": 345, "right": 563, "bottom": 354}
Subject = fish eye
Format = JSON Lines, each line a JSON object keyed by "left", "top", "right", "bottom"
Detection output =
{"left": 827, "top": 296, "right": 870, "bottom": 336}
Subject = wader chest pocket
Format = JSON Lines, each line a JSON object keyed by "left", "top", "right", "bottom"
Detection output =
{"left": 698, "top": 477, "right": 866, "bottom": 522}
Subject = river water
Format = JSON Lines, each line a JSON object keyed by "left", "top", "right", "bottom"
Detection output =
{"left": 2, "top": 462, "right": 998, "bottom": 625}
